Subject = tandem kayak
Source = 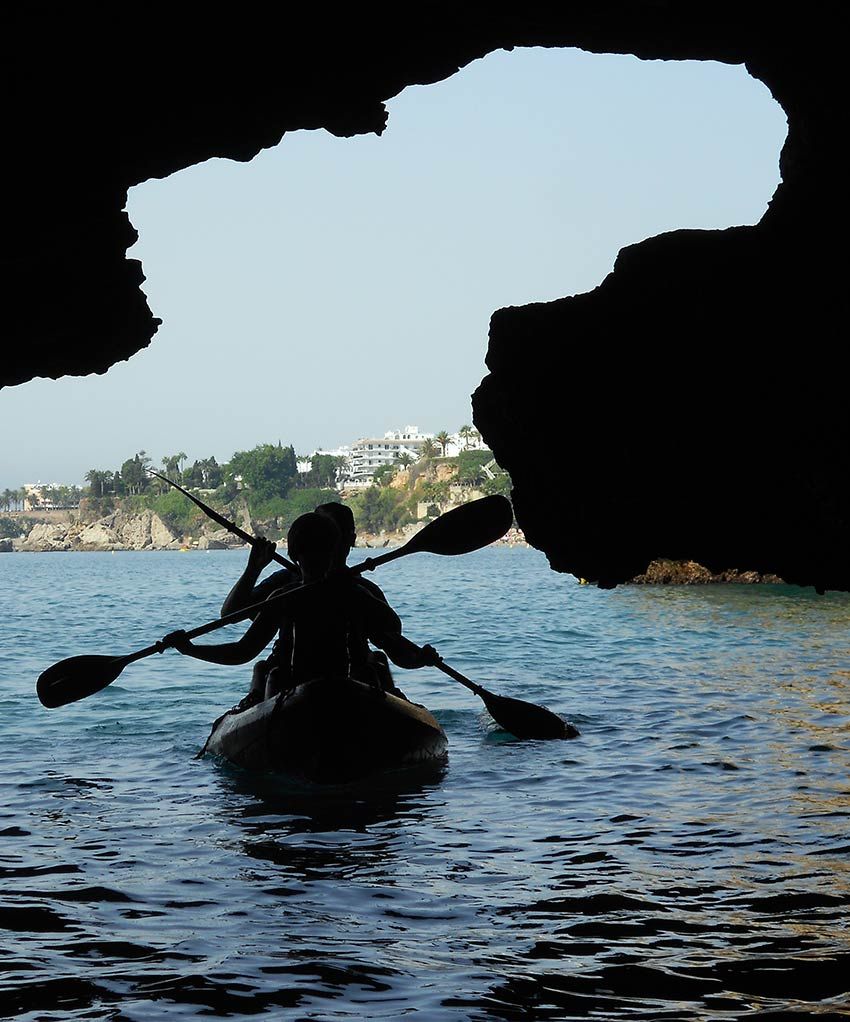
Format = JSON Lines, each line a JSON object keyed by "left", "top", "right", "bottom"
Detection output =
{"left": 202, "top": 677, "right": 448, "bottom": 784}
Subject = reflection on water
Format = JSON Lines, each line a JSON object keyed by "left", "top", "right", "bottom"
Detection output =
{"left": 216, "top": 761, "right": 448, "bottom": 881}
{"left": 2, "top": 552, "right": 850, "bottom": 1019}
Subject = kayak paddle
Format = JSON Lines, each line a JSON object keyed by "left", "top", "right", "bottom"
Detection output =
{"left": 435, "top": 660, "right": 579, "bottom": 740}
{"left": 351, "top": 495, "right": 514, "bottom": 572}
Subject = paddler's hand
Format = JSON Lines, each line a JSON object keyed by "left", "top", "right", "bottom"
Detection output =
{"left": 159, "top": 629, "right": 193, "bottom": 653}
{"left": 247, "top": 537, "right": 277, "bottom": 572}
{"left": 419, "top": 644, "right": 441, "bottom": 667}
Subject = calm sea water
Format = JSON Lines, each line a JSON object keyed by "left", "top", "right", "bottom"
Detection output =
{"left": 1, "top": 548, "right": 849, "bottom": 1021}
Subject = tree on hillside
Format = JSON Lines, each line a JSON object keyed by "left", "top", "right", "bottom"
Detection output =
{"left": 181, "top": 457, "right": 221, "bottom": 489}
{"left": 482, "top": 469, "right": 512, "bottom": 499}
{"left": 183, "top": 461, "right": 203, "bottom": 488}
{"left": 372, "top": 463, "right": 397, "bottom": 486}
{"left": 229, "top": 443, "right": 298, "bottom": 501}
{"left": 396, "top": 453, "right": 414, "bottom": 467}
{"left": 161, "top": 453, "right": 184, "bottom": 481}
{"left": 420, "top": 480, "right": 450, "bottom": 506}
{"left": 456, "top": 449, "right": 495, "bottom": 486}
{"left": 458, "top": 424, "right": 476, "bottom": 450}
{"left": 355, "top": 486, "right": 408, "bottom": 534}
{"left": 121, "top": 452, "right": 151, "bottom": 495}
{"left": 434, "top": 430, "right": 451, "bottom": 457}
{"left": 85, "top": 468, "right": 107, "bottom": 498}
{"left": 420, "top": 438, "right": 439, "bottom": 460}
{"left": 201, "top": 457, "right": 222, "bottom": 488}
{"left": 305, "top": 453, "right": 344, "bottom": 489}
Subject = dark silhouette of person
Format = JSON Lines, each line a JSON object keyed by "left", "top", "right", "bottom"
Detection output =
{"left": 163, "top": 512, "right": 438, "bottom": 700}
{"left": 220, "top": 502, "right": 407, "bottom": 708}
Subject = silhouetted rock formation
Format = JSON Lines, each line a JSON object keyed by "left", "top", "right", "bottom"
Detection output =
{"left": 629, "top": 561, "right": 783, "bottom": 586}
{"left": 3, "top": 7, "right": 844, "bottom": 589}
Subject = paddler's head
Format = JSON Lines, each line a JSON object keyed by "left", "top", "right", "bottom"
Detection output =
{"left": 315, "top": 502, "right": 356, "bottom": 568}
{"left": 287, "top": 512, "right": 340, "bottom": 583}
{"left": 314, "top": 502, "right": 355, "bottom": 568}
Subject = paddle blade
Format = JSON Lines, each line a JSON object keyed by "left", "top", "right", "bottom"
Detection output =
{"left": 406, "top": 495, "right": 513, "bottom": 556}
{"left": 36, "top": 654, "right": 128, "bottom": 709}
{"left": 481, "top": 690, "right": 579, "bottom": 740}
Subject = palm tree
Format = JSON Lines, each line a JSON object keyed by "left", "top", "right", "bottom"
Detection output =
{"left": 85, "top": 469, "right": 105, "bottom": 498}
{"left": 1, "top": 489, "right": 11, "bottom": 512}
{"left": 434, "top": 431, "right": 451, "bottom": 457}
{"left": 458, "top": 424, "right": 474, "bottom": 450}
{"left": 420, "top": 438, "right": 439, "bottom": 460}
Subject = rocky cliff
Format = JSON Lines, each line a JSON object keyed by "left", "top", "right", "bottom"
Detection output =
{"left": 15, "top": 509, "right": 183, "bottom": 552}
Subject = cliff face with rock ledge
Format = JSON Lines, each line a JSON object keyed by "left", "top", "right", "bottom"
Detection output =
{"left": 3, "top": 6, "right": 845, "bottom": 590}
{"left": 16, "top": 509, "right": 183, "bottom": 552}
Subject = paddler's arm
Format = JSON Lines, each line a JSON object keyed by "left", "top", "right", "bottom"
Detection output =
{"left": 356, "top": 586, "right": 440, "bottom": 669}
{"left": 374, "top": 632, "right": 441, "bottom": 669}
{"left": 220, "top": 538, "right": 292, "bottom": 617}
{"left": 161, "top": 604, "right": 282, "bottom": 665}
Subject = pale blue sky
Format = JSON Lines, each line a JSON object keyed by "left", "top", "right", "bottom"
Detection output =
{"left": 0, "top": 47, "right": 786, "bottom": 488}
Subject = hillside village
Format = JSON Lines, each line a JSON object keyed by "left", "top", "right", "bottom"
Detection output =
{"left": 1, "top": 425, "right": 521, "bottom": 552}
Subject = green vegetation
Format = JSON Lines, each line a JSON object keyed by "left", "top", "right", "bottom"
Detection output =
{"left": 12, "top": 427, "right": 512, "bottom": 542}
{"left": 228, "top": 443, "right": 298, "bottom": 502}
{"left": 349, "top": 487, "right": 412, "bottom": 534}
{"left": 0, "top": 515, "right": 36, "bottom": 539}
{"left": 245, "top": 487, "right": 339, "bottom": 525}
{"left": 455, "top": 449, "right": 494, "bottom": 485}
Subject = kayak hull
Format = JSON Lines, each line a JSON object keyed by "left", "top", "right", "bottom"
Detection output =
{"left": 204, "top": 678, "right": 447, "bottom": 784}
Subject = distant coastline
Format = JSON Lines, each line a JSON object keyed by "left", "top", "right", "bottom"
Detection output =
{"left": 0, "top": 507, "right": 529, "bottom": 555}
{"left": 1, "top": 509, "right": 785, "bottom": 584}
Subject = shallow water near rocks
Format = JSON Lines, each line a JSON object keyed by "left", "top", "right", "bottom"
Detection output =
{"left": 2, "top": 548, "right": 849, "bottom": 1020}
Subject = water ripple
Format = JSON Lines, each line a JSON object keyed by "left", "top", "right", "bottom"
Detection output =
{"left": 1, "top": 551, "right": 849, "bottom": 1019}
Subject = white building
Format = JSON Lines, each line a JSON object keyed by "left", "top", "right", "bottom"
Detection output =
{"left": 345, "top": 426, "right": 434, "bottom": 486}
{"left": 443, "top": 429, "right": 488, "bottom": 458}
{"left": 21, "top": 482, "right": 78, "bottom": 510}
{"left": 297, "top": 425, "right": 488, "bottom": 489}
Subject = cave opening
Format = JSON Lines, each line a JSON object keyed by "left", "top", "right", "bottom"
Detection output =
{"left": 0, "top": 47, "right": 785, "bottom": 489}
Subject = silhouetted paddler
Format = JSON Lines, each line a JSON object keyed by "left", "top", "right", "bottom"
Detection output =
{"left": 163, "top": 512, "right": 439, "bottom": 695}
{"left": 220, "top": 502, "right": 411, "bottom": 707}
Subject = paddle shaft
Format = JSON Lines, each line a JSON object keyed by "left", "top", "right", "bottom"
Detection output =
{"left": 434, "top": 659, "right": 486, "bottom": 697}
{"left": 118, "top": 582, "right": 320, "bottom": 671}
{"left": 351, "top": 546, "right": 408, "bottom": 573}
{"left": 149, "top": 470, "right": 297, "bottom": 573}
